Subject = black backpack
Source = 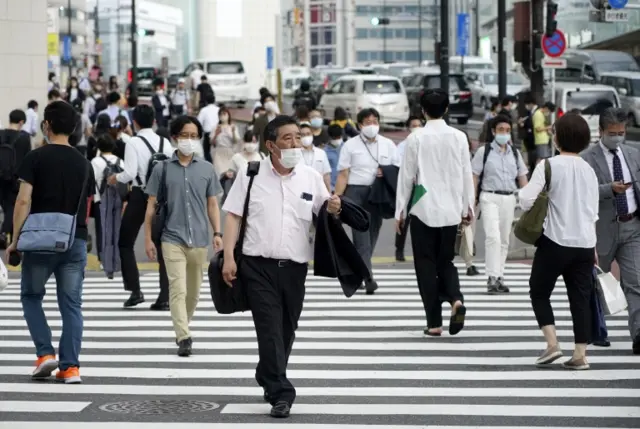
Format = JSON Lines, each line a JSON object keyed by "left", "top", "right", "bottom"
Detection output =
{"left": 476, "top": 143, "right": 521, "bottom": 203}
{"left": 91, "top": 96, "right": 109, "bottom": 124}
{"left": 0, "top": 130, "right": 19, "bottom": 181}
{"left": 99, "top": 156, "right": 128, "bottom": 199}
{"left": 137, "top": 136, "right": 169, "bottom": 185}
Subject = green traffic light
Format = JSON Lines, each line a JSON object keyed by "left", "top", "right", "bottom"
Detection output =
{"left": 137, "top": 29, "right": 146, "bottom": 36}
{"left": 371, "top": 17, "right": 380, "bottom": 26}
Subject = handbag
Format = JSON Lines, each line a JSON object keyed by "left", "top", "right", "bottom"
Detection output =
{"left": 151, "top": 161, "right": 169, "bottom": 243}
{"left": 17, "top": 164, "right": 90, "bottom": 253}
{"left": 0, "top": 257, "right": 8, "bottom": 292}
{"left": 594, "top": 265, "right": 628, "bottom": 316}
{"left": 209, "top": 161, "right": 261, "bottom": 314}
{"left": 514, "top": 159, "right": 551, "bottom": 245}
{"left": 590, "top": 267, "right": 608, "bottom": 343}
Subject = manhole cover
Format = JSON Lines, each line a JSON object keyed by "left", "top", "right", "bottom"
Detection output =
{"left": 99, "top": 400, "right": 220, "bottom": 415}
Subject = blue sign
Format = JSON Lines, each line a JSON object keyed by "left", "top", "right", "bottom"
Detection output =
{"left": 266, "top": 46, "right": 274, "bottom": 70}
{"left": 62, "top": 36, "right": 71, "bottom": 61}
{"left": 456, "top": 13, "right": 470, "bottom": 56}
{"left": 608, "top": 0, "right": 628, "bottom": 9}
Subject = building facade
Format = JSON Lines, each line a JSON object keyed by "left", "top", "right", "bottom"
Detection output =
{"left": 48, "top": 0, "right": 88, "bottom": 79}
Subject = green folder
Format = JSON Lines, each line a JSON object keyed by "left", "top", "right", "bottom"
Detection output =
{"left": 411, "top": 184, "right": 427, "bottom": 207}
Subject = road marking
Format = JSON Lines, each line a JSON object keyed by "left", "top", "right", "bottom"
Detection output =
{"left": 0, "top": 401, "right": 91, "bottom": 413}
{"left": 2, "top": 424, "right": 632, "bottom": 429}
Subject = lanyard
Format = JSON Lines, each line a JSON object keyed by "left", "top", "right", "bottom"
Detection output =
{"left": 360, "top": 136, "right": 379, "bottom": 165}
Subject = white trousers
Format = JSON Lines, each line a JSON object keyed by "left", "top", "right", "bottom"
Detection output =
{"left": 480, "top": 192, "right": 517, "bottom": 278}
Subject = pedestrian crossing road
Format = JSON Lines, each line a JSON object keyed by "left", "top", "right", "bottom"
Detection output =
{"left": 0, "top": 263, "right": 638, "bottom": 428}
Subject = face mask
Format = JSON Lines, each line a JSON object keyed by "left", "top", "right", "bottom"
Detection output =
{"left": 253, "top": 113, "right": 260, "bottom": 119}
{"left": 279, "top": 148, "right": 302, "bottom": 169}
{"left": 264, "top": 101, "right": 277, "bottom": 112}
{"left": 310, "top": 118, "right": 323, "bottom": 128}
{"left": 220, "top": 114, "right": 229, "bottom": 123}
{"left": 301, "top": 136, "right": 314, "bottom": 147}
{"left": 494, "top": 134, "right": 510, "bottom": 145}
{"left": 244, "top": 143, "right": 258, "bottom": 153}
{"left": 177, "top": 139, "right": 197, "bottom": 155}
{"left": 329, "top": 139, "right": 342, "bottom": 147}
{"left": 410, "top": 127, "right": 421, "bottom": 133}
{"left": 156, "top": 89, "right": 164, "bottom": 94}
{"left": 361, "top": 125, "right": 379, "bottom": 139}
{"left": 602, "top": 135, "right": 624, "bottom": 150}
{"left": 71, "top": 83, "right": 77, "bottom": 88}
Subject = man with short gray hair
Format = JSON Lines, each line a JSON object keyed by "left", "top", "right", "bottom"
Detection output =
{"left": 581, "top": 107, "right": 640, "bottom": 355}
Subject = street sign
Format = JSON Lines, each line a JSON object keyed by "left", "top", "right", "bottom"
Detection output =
{"left": 542, "top": 57, "right": 567, "bottom": 69}
{"left": 456, "top": 13, "right": 470, "bottom": 56}
{"left": 266, "top": 46, "right": 274, "bottom": 70}
{"left": 605, "top": 9, "right": 629, "bottom": 21}
{"left": 62, "top": 36, "right": 71, "bottom": 62}
{"left": 607, "top": 0, "right": 628, "bottom": 9}
{"left": 541, "top": 30, "right": 566, "bottom": 58}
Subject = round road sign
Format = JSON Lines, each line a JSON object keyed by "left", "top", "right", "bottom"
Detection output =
{"left": 608, "top": 0, "right": 628, "bottom": 9}
{"left": 541, "top": 30, "right": 567, "bottom": 58}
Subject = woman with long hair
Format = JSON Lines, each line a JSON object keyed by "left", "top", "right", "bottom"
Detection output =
{"left": 211, "top": 106, "right": 241, "bottom": 175}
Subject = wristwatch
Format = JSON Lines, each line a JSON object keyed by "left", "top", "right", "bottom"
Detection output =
{"left": 214, "top": 232, "right": 223, "bottom": 238}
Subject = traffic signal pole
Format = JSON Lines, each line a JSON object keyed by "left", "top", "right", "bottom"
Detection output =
{"left": 440, "top": 0, "right": 449, "bottom": 122}
{"left": 530, "top": 0, "right": 545, "bottom": 105}
{"left": 131, "top": 0, "right": 138, "bottom": 98}
{"left": 498, "top": 0, "right": 507, "bottom": 100}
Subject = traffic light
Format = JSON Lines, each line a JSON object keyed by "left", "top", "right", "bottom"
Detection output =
{"left": 370, "top": 17, "right": 390, "bottom": 26}
{"left": 137, "top": 28, "right": 155, "bottom": 37}
{"left": 545, "top": 1, "right": 558, "bottom": 37}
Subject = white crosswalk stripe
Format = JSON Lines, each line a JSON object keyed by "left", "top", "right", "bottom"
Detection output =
{"left": 0, "top": 263, "right": 637, "bottom": 428}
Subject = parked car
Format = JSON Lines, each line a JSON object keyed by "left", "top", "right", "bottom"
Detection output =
{"left": 465, "top": 70, "right": 529, "bottom": 109}
{"left": 179, "top": 60, "right": 249, "bottom": 107}
{"left": 318, "top": 74, "right": 410, "bottom": 126}
{"left": 127, "top": 66, "right": 161, "bottom": 97}
{"left": 600, "top": 71, "right": 640, "bottom": 127}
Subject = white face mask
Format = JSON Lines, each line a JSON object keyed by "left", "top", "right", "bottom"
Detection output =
{"left": 244, "top": 142, "right": 258, "bottom": 153}
{"left": 301, "top": 136, "right": 314, "bottom": 147}
{"left": 177, "top": 139, "right": 197, "bottom": 155}
{"left": 361, "top": 125, "right": 379, "bottom": 139}
{"left": 329, "top": 139, "right": 342, "bottom": 147}
{"left": 410, "top": 127, "right": 421, "bottom": 133}
{"left": 279, "top": 148, "right": 302, "bottom": 169}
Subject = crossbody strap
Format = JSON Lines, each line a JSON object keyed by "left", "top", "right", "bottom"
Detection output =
{"left": 236, "top": 161, "right": 261, "bottom": 252}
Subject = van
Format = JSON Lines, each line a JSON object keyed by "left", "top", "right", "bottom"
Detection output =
{"left": 600, "top": 71, "right": 640, "bottom": 127}
{"left": 449, "top": 56, "right": 495, "bottom": 73}
{"left": 555, "top": 49, "right": 640, "bottom": 83}
{"left": 546, "top": 82, "right": 622, "bottom": 143}
{"left": 318, "top": 75, "right": 410, "bottom": 126}
{"left": 282, "top": 67, "right": 310, "bottom": 96}
{"left": 182, "top": 60, "right": 249, "bottom": 107}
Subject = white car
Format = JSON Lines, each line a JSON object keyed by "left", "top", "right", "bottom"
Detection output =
{"left": 318, "top": 75, "right": 410, "bottom": 126}
{"left": 182, "top": 60, "right": 250, "bottom": 107}
{"left": 465, "top": 70, "right": 529, "bottom": 108}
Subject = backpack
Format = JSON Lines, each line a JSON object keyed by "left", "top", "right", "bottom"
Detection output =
{"left": 0, "top": 130, "right": 19, "bottom": 181}
{"left": 91, "top": 96, "right": 109, "bottom": 123}
{"left": 137, "top": 136, "right": 169, "bottom": 185}
{"left": 99, "top": 156, "right": 128, "bottom": 199}
{"left": 476, "top": 142, "right": 521, "bottom": 203}
{"left": 514, "top": 160, "right": 551, "bottom": 245}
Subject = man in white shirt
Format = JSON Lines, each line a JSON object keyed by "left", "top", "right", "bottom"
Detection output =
{"left": 222, "top": 115, "right": 341, "bottom": 418}
{"left": 334, "top": 108, "right": 399, "bottom": 294}
{"left": 395, "top": 89, "right": 475, "bottom": 337}
{"left": 170, "top": 78, "right": 190, "bottom": 116}
{"left": 98, "top": 91, "right": 130, "bottom": 125}
{"left": 22, "top": 100, "right": 39, "bottom": 137}
{"left": 300, "top": 122, "right": 332, "bottom": 190}
{"left": 106, "top": 105, "right": 174, "bottom": 310}
{"left": 197, "top": 93, "right": 219, "bottom": 163}
{"left": 581, "top": 107, "right": 640, "bottom": 354}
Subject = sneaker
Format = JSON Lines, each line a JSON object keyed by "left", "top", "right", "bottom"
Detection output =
{"left": 31, "top": 355, "right": 58, "bottom": 379}
{"left": 497, "top": 277, "right": 510, "bottom": 293}
{"left": 535, "top": 345, "right": 563, "bottom": 365}
{"left": 56, "top": 367, "right": 82, "bottom": 384}
{"left": 562, "top": 357, "right": 590, "bottom": 370}
{"left": 466, "top": 265, "right": 480, "bottom": 276}
{"left": 486, "top": 277, "right": 499, "bottom": 294}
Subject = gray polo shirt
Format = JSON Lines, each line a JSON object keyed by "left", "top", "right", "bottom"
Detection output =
{"left": 146, "top": 152, "right": 222, "bottom": 248}
{"left": 471, "top": 142, "right": 528, "bottom": 193}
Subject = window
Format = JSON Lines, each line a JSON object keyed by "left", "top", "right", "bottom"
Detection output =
{"left": 405, "top": 28, "right": 419, "bottom": 39}
{"left": 565, "top": 90, "right": 618, "bottom": 114}
{"left": 631, "top": 79, "right": 640, "bottom": 96}
{"left": 395, "top": 51, "right": 404, "bottom": 61}
{"left": 369, "top": 51, "right": 381, "bottom": 61}
{"left": 363, "top": 80, "right": 401, "bottom": 94}
{"left": 424, "top": 75, "right": 467, "bottom": 92}
{"left": 311, "top": 51, "right": 319, "bottom": 67}
{"left": 383, "top": 28, "right": 393, "bottom": 39}
{"left": 357, "top": 51, "right": 369, "bottom": 62}
{"left": 404, "top": 5, "right": 418, "bottom": 14}
{"left": 369, "top": 28, "right": 380, "bottom": 38}
{"left": 206, "top": 62, "right": 244, "bottom": 74}
{"left": 483, "top": 73, "right": 498, "bottom": 85}
{"left": 404, "top": 50, "right": 419, "bottom": 62}
{"left": 323, "top": 26, "right": 335, "bottom": 44}
{"left": 311, "top": 28, "right": 319, "bottom": 46}
{"left": 356, "top": 5, "right": 368, "bottom": 16}
{"left": 341, "top": 80, "right": 356, "bottom": 93}
{"left": 383, "top": 6, "right": 403, "bottom": 15}
{"left": 420, "top": 28, "right": 433, "bottom": 38}
{"left": 356, "top": 28, "right": 368, "bottom": 39}
{"left": 395, "top": 29, "right": 404, "bottom": 38}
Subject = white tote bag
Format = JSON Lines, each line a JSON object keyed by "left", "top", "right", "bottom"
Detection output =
{"left": 595, "top": 266, "right": 627, "bottom": 316}
{"left": 0, "top": 257, "right": 8, "bottom": 292}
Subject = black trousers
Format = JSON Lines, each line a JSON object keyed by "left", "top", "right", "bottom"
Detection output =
{"left": 203, "top": 132, "right": 213, "bottom": 163}
{"left": 529, "top": 234, "right": 595, "bottom": 344}
{"left": 118, "top": 187, "right": 169, "bottom": 302}
{"left": 243, "top": 256, "right": 307, "bottom": 406}
{"left": 395, "top": 187, "right": 415, "bottom": 253}
{"left": 410, "top": 216, "right": 464, "bottom": 328}
{"left": 0, "top": 184, "right": 16, "bottom": 235}
{"left": 91, "top": 201, "right": 102, "bottom": 262}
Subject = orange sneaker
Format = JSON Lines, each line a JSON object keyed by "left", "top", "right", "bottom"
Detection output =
{"left": 55, "top": 367, "right": 82, "bottom": 384}
{"left": 31, "top": 355, "right": 58, "bottom": 379}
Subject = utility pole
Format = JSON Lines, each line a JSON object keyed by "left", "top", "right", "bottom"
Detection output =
{"left": 382, "top": 0, "right": 387, "bottom": 63}
{"left": 67, "top": 0, "right": 72, "bottom": 78}
{"left": 497, "top": 0, "right": 507, "bottom": 100}
{"left": 474, "top": 0, "right": 480, "bottom": 56}
{"left": 440, "top": 0, "right": 450, "bottom": 121}
{"left": 131, "top": 0, "right": 138, "bottom": 98}
{"left": 94, "top": 0, "right": 100, "bottom": 67}
{"left": 418, "top": 0, "right": 422, "bottom": 64}
{"left": 530, "top": 0, "right": 544, "bottom": 105}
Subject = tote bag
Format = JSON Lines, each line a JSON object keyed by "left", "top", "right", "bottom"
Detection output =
{"left": 594, "top": 265, "right": 627, "bottom": 316}
{"left": 514, "top": 159, "right": 551, "bottom": 245}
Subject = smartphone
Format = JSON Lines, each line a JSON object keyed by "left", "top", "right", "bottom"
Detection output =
{"left": 624, "top": 180, "right": 638, "bottom": 185}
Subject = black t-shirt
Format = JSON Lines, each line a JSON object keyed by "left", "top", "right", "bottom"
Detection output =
{"left": 197, "top": 83, "right": 214, "bottom": 99}
{"left": 18, "top": 144, "right": 96, "bottom": 240}
{"left": 312, "top": 128, "right": 330, "bottom": 147}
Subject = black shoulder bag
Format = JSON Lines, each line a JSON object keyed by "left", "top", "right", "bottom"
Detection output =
{"left": 151, "top": 161, "right": 168, "bottom": 243}
{"left": 209, "top": 161, "right": 261, "bottom": 314}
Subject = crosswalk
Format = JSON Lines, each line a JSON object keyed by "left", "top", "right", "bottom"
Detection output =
{"left": 0, "top": 262, "right": 638, "bottom": 428}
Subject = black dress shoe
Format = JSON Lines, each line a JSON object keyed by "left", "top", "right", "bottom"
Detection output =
{"left": 395, "top": 250, "right": 405, "bottom": 262}
{"left": 263, "top": 390, "right": 271, "bottom": 403}
{"left": 466, "top": 265, "right": 480, "bottom": 276}
{"left": 592, "top": 339, "right": 611, "bottom": 347}
{"left": 270, "top": 401, "right": 290, "bottom": 418}
{"left": 365, "top": 279, "right": 378, "bottom": 295}
{"left": 150, "top": 302, "right": 170, "bottom": 311}
{"left": 177, "top": 338, "right": 192, "bottom": 357}
{"left": 633, "top": 335, "right": 640, "bottom": 355}
{"left": 124, "top": 292, "right": 145, "bottom": 308}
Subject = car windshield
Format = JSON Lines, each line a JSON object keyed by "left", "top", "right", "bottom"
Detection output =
{"left": 363, "top": 80, "right": 401, "bottom": 94}
{"left": 596, "top": 61, "right": 640, "bottom": 72}
{"left": 136, "top": 68, "right": 157, "bottom": 80}
{"left": 425, "top": 75, "right": 466, "bottom": 92}
{"left": 481, "top": 73, "right": 524, "bottom": 85}
{"left": 327, "top": 71, "right": 350, "bottom": 83}
{"left": 632, "top": 79, "right": 640, "bottom": 96}
{"left": 566, "top": 90, "right": 618, "bottom": 115}
{"left": 206, "top": 62, "right": 244, "bottom": 74}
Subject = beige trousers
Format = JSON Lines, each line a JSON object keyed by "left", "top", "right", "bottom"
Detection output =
{"left": 162, "top": 242, "right": 208, "bottom": 342}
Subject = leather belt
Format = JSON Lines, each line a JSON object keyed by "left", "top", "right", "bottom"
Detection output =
{"left": 617, "top": 211, "right": 638, "bottom": 223}
{"left": 483, "top": 190, "right": 514, "bottom": 196}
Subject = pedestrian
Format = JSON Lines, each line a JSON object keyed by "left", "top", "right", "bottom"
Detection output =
{"left": 300, "top": 122, "right": 332, "bottom": 190}
{"left": 212, "top": 106, "right": 241, "bottom": 173}
{"left": 169, "top": 78, "right": 190, "bottom": 116}
{"left": 22, "top": 100, "right": 39, "bottom": 137}
{"left": 7, "top": 100, "right": 95, "bottom": 383}
{"left": 252, "top": 93, "right": 280, "bottom": 154}
{"left": 532, "top": 102, "right": 556, "bottom": 162}
{"left": 106, "top": 105, "right": 173, "bottom": 309}
{"left": 151, "top": 81, "right": 171, "bottom": 129}
{"left": 309, "top": 109, "right": 329, "bottom": 147}
{"left": 395, "top": 89, "right": 475, "bottom": 337}
{"left": 197, "top": 93, "right": 219, "bottom": 163}
{"left": 221, "top": 115, "right": 341, "bottom": 418}
{"left": 334, "top": 107, "right": 399, "bottom": 294}
{"left": 459, "top": 130, "right": 480, "bottom": 276}
{"left": 324, "top": 124, "right": 344, "bottom": 192}
{"left": 519, "top": 113, "right": 599, "bottom": 369}
{"left": 472, "top": 115, "right": 528, "bottom": 293}
{"left": 145, "top": 115, "right": 223, "bottom": 356}
{"left": 581, "top": 107, "right": 640, "bottom": 355}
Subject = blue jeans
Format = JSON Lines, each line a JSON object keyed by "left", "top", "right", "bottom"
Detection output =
{"left": 20, "top": 238, "right": 87, "bottom": 370}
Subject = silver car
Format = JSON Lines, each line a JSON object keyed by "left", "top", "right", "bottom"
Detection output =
{"left": 600, "top": 72, "right": 640, "bottom": 127}
{"left": 465, "top": 70, "right": 529, "bottom": 109}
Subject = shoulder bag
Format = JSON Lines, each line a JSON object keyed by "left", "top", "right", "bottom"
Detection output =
{"left": 151, "top": 160, "right": 169, "bottom": 243}
{"left": 514, "top": 159, "right": 551, "bottom": 245}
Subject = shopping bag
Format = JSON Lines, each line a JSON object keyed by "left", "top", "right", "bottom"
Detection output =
{"left": 0, "top": 257, "right": 8, "bottom": 292}
{"left": 590, "top": 267, "right": 608, "bottom": 343}
{"left": 594, "top": 266, "right": 627, "bottom": 316}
